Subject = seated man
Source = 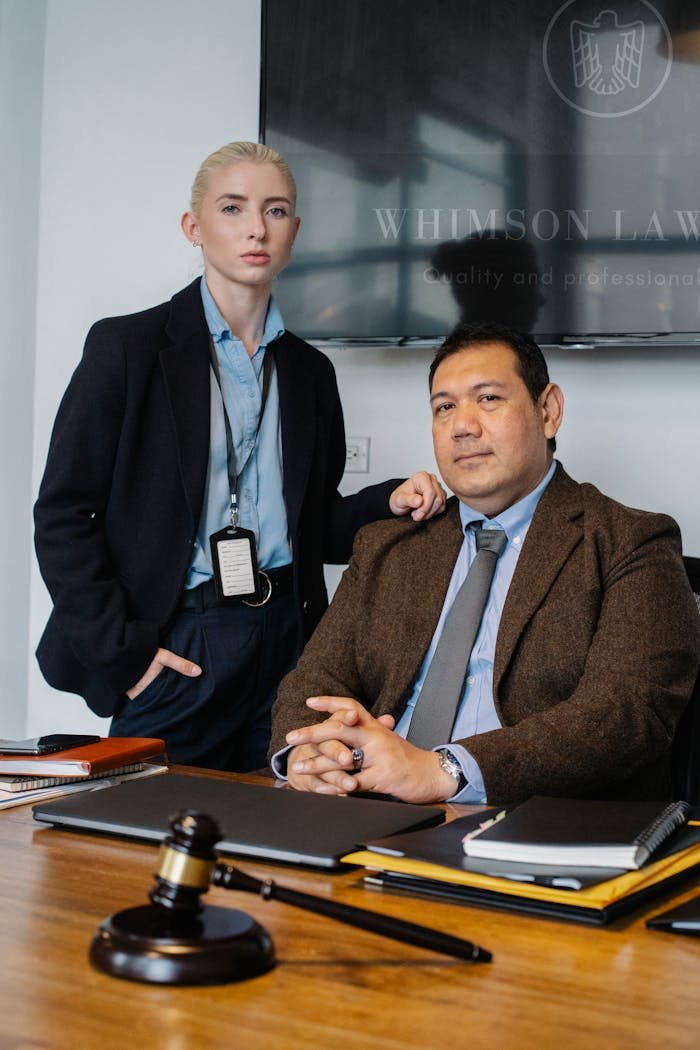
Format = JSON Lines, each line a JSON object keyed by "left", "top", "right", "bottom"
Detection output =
{"left": 269, "top": 322, "right": 700, "bottom": 805}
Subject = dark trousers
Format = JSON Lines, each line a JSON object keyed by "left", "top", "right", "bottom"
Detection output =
{"left": 109, "top": 591, "right": 298, "bottom": 772}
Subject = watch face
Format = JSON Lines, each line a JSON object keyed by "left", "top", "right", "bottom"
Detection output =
{"left": 438, "top": 749, "right": 467, "bottom": 795}
{"left": 439, "top": 749, "right": 460, "bottom": 777}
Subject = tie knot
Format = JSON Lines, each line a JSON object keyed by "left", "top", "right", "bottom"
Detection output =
{"left": 469, "top": 522, "right": 508, "bottom": 556}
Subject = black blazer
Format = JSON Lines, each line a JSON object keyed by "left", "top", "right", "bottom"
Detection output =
{"left": 34, "top": 279, "right": 398, "bottom": 716}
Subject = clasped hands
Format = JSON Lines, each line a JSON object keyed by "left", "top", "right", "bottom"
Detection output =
{"left": 286, "top": 696, "right": 458, "bottom": 804}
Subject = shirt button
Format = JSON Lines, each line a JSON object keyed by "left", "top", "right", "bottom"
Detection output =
{"left": 513, "top": 535, "right": 521, "bottom": 546}
{"left": 467, "top": 675, "right": 475, "bottom": 685}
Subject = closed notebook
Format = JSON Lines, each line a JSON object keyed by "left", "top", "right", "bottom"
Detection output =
{"left": 0, "top": 763, "right": 167, "bottom": 810}
{"left": 0, "top": 737, "right": 166, "bottom": 777}
{"left": 0, "top": 762, "right": 150, "bottom": 792}
{"left": 461, "top": 797, "right": 691, "bottom": 869}
{"left": 363, "top": 811, "right": 625, "bottom": 890}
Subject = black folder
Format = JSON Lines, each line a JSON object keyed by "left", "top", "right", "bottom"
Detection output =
{"left": 349, "top": 813, "right": 700, "bottom": 925}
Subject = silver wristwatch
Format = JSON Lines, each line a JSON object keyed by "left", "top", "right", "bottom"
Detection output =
{"left": 437, "top": 748, "right": 466, "bottom": 793}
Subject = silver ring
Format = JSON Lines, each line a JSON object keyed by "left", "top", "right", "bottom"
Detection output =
{"left": 351, "top": 748, "right": 364, "bottom": 773}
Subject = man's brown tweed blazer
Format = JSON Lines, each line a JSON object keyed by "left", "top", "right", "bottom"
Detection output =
{"left": 270, "top": 465, "right": 700, "bottom": 804}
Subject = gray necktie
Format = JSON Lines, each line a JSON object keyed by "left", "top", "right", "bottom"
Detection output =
{"left": 406, "top": 523, "right": 508, "bottom": 750}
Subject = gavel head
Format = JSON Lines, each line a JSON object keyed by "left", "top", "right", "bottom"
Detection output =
{"left": 149, "top": 810, "right": 222, "bottom": 913}
{"left": 90, "top": 808, "right": 275, "bottom": 984}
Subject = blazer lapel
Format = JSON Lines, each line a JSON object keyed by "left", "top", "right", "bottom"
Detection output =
{"left": 391, "top": 503, "right": 466, "bottom": 699}
{"left": 493, "top": 466, "right": 584, "bottom": 688}
{"left": 273, "top": 335, "right": 316, "bottom": 533}
{"left": 160, "top": 280, "right": 211, "bottom": 527}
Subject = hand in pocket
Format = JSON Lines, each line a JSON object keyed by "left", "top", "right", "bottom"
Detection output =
{"left": 126, "top": 647, "right": 202, "bottom": 700}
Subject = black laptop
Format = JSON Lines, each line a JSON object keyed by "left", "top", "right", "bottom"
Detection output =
{"left": 32, "top": 772, "right": 444, "bottom": 869}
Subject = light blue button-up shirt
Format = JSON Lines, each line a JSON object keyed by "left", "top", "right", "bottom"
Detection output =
{"left": 271, "top": 461, "right": 557, "bottom": 787}
{"left": 395, "top": 460, "right": 557, "bottom": 802}
{"left": 185, "top": 278, "right": 291, "bottom": 588}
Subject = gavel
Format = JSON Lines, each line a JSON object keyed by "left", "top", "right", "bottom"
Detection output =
{"left": 90, "top": 809, "right": 491, "bottom": 984}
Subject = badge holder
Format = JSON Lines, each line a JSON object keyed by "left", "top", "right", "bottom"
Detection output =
{"left": 206, "top": 345, "right": 273, "bottom": 608}
{"left": 209, "top": 496, "right": 269, "bottom": 606}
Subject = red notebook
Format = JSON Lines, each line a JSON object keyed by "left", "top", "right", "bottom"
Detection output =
{"left": 0, "top": 738, "right": 166, "bottom": 777}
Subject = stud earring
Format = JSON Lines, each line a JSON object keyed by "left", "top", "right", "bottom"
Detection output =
{"left": 192, "top": 240, "right": 201, "bottom": 248}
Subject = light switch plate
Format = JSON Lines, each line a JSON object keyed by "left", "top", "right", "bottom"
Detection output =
{"left": 346, "top": 436, "right": 370, "bottom": 472}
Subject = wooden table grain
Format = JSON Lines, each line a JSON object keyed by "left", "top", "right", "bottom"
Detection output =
{"left": 1, "top": 771, "right": 699, "bottom": 1050}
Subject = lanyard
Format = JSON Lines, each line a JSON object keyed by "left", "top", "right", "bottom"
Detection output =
{"left": 208, "top": 336, "right": 273, "bottom": 529}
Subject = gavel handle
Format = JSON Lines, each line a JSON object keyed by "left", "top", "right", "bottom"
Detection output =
{"left": 213, "top": 863, "right": 491, "bottom": 963}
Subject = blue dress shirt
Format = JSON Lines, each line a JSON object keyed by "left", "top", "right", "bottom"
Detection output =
{"left": 394, "top": 460, "right": 557, "bottom": 802}
{"left": 271, "top": 462, "right": 556, "bottom": 788}
{"left": 185, "top": 278, "right": 291, "bottom": 588}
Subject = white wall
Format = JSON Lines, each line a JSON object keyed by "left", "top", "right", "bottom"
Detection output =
{"left": 0, "top": 0, "right": 46, "bottom": 737}
{"left": 543, "top": 347, "right": 700, "bottom": 545}
{"left": 2, "top": 0, "right": 699, "bottom": 739}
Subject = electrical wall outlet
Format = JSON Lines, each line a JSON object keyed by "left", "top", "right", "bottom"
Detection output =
{"left": 345, "top": 436, "right": 370, "bottom": 473}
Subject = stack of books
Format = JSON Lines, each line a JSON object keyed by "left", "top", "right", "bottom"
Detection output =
{"left": 0, "top": 737, "right": 167, "bottom": 809}
{"left": 343, "top": 796, "right": 700, "bottom": 926}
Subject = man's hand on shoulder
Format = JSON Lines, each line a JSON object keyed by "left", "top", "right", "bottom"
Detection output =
{"left": 286, "top": 695, "right": 456, "bottom": 803}
{"left": 389, "top": 472, "right": 446, "bottom": 522}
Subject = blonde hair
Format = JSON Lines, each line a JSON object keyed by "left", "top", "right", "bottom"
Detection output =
{"left": 189, "top": 141, "right": 297, "bottom": 214}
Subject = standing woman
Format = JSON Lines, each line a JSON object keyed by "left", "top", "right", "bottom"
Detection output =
{"left": 34, "top": 141, "right": 444, "bottom": 771}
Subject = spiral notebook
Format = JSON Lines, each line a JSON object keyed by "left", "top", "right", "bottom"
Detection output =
{"left": 460, "top": 797, "right": 691, "bottom": 870}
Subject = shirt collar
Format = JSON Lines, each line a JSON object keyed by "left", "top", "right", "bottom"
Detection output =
{"left": 458, "top": 459, "right": 557, "bottom": 540}
{"left": 199, "top": 276, "right": 285, "bottom": 351}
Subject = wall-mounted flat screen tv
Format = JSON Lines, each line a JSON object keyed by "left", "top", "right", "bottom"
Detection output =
{"left": 262, "top": 0, "right": 700, "bottom": 347}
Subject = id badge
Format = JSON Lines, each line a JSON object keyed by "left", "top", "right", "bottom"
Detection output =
{"left": 210, "top": 526, "right": 262, "bottom": 604}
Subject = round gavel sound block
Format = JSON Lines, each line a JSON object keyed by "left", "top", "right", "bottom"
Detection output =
{"left": 89, "top": 809, "right": 275, "bottom": 985}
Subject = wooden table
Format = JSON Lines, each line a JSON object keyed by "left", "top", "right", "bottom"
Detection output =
{"left": 1, "top": 771, "right": 699, "bottom": 1050}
